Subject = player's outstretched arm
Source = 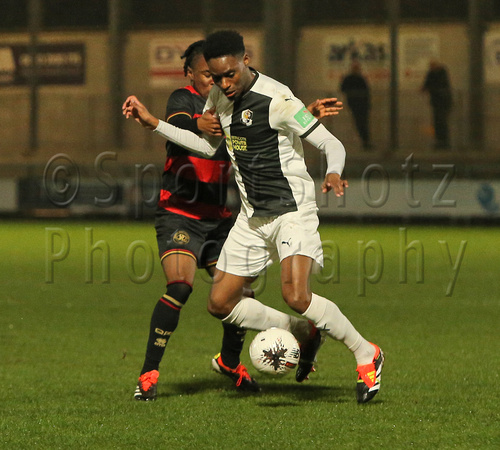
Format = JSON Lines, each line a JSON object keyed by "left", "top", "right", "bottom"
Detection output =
{"left": 122, "top": 95, "right": 159, "bottom": 130}
{"left": 122, "top": 95, "right": 221, "bottom": 158}
{"left": 307, "top": 98, "right": 343, "bottom": 119}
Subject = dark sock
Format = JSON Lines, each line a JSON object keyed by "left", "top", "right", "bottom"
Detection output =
{"left": 141, "top": 282, "right": 192, "bottom": 375}
{"left": 220, "top": 322, "right": 246, "bottom": 369}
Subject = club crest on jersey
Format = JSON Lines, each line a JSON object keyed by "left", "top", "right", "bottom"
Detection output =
{"left": 173, "top": 230, "right": 190, "bottom": 244}
{"left": 241, "top": 109, "right": 253, "bottom": 126}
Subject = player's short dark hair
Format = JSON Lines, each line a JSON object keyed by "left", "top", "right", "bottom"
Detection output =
{"left": 203, "top": 30, "right": 245, "bottom": 62}
{"left": 181, "top": 40, "right": 205, "bottom": 76}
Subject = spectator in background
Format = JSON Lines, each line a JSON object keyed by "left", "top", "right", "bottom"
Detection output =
{"left": 340, "top": 60, "right": 372, "bottom": 150}
{"left": 421, "top": 60, "right": 452, "bottom": 150}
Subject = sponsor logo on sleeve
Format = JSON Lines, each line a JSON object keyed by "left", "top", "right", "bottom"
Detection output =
{"left": 294, "top": 107, "right": 315, "bottom": 128}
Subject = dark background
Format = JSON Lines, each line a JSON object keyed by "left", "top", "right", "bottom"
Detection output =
{"left": 2, "top": 0, "right": 498, "bottom": 30}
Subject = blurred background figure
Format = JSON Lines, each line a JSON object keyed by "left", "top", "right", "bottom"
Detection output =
{"left": 421, "top": 60, "right": 452, "bottom": 150}
{"left": 340, "top": 60, "right": 372, "bottom": 150}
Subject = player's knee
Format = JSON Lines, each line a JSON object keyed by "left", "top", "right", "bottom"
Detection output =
{"left": 282, "top": 286, "right": 311, "bottom": 314}
{"left": 166, "top": 281, "right": 193, "bottom": 305}
{"left": 207, "top": 292, "right": 232, "bottom": 319}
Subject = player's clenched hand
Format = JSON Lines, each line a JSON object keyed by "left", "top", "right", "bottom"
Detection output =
{"left": 197, "top": 107, "right": 223, "bottom": 136}
{"left": 307, "top": 98, "right": 343, "bottom": 119}
{"left": 322, "top": 172, "right": 348, "bottom": 196}
{"left": 122, "top": 95, "right": 159, "bottom": 130}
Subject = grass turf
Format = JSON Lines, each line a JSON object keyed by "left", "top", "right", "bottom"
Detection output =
{"left": 1, "top": 221, "right": 498, "bottom": 448}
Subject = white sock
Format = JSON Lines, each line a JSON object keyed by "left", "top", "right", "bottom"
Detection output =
{"left": 302, "top": 293, "right": 375, "bottom": 365}
{"left": 222, "top": 297, "right": 292, "bottom": 331}
{"left": 221, "top": 297, "right": 312, "bottom": 343}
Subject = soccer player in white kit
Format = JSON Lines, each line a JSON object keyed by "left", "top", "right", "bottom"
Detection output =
{"left": 123, "top": 30, "right": 384, "bottom": 403}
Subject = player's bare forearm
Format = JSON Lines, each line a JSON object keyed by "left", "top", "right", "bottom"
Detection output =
{"left": 321, "top": 172, "right": 348, "bottom": 196}
{"left": 122, "top": 95, "right": 159, "bottom": 130}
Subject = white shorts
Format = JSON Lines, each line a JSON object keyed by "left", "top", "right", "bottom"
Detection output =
{"left": 216, "top": 204, "right": 324, "bottom": 277}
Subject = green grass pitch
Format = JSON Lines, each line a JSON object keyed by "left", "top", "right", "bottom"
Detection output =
{"left": 1, "top": 220, "right": 498, "bottom": 448}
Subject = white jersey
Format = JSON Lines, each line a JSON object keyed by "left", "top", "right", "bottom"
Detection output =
{"left": 155, "top": 70, "right": 346, "bottom": 218}
{"left": 205, "top": 71, "right": 320, "bottom": 217}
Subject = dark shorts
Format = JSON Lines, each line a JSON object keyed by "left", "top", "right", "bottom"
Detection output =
{"left": 155, "top": 210, "right": 233, "bottom": 269}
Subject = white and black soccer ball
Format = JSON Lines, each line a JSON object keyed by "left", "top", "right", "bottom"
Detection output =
{"left": 249, "top": 327, "right": 300, "bottom": 376}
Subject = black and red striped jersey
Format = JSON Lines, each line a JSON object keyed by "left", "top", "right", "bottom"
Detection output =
{"left": 158, "top": 85, "right": 232, "bottom": 220}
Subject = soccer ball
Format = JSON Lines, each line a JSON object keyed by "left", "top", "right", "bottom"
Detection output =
{"left": 249, "top": 327, "right": 300, "bottom": 376}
